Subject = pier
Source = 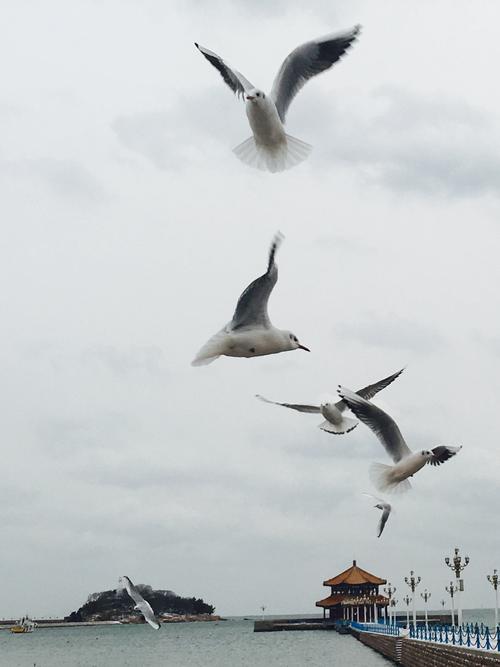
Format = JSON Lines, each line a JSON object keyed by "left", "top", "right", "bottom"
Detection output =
{"left": 350, "top": 621, "right": 500, "bottom": 665}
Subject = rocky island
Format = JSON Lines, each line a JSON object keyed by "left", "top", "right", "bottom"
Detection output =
{"left": 66, "top": 585, "right": 219, "bottom": 625}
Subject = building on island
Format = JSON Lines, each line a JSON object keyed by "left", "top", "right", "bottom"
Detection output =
{"left": 316, "top": 560, "right": 389, "bottom": 623}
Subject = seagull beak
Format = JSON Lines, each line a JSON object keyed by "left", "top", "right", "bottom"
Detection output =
{"left": 246, "top": 95, "right": 255, "bottom": 100}
{"left": 298, "top": 344, "right": 310, "bottom": 352}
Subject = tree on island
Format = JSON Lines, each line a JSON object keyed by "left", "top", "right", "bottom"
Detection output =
{"left": 65, "top": 585, "right": 215, "bottom": 622}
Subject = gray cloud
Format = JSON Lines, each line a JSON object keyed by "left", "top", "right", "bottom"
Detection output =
{"left": 81, "top": 345, "right": 169, "bottom": 378}
{"left": 112, "top": 89, "right": 243, "bottom": 170}
{"left": 335, "top": 313, "right": 445, "bottom": 354}
{"left": 0, "top": 158, "right": 109, "bottom": 203}
{"left": 314, "top": 87, "right": 500, "bottom": 197}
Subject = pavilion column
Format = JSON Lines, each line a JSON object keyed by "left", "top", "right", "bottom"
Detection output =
{"left": 374, "top": 603, "right": 378, "bottom": 623}
{"left": 363, "top": 606, "right": 366, "bottom": 622}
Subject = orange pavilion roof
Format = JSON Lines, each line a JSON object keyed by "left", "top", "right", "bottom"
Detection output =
{"left": 316, "top": 593, "right": 389, "bottom": 608}
{"left": 323, "top": 560, "right": 386, "bottom": 587}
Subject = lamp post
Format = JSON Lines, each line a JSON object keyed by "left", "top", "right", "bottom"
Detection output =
{"left": 487, "top": 569, "right": 499, "bottom": 629}
{"left": 440, "top": 599, "right": 445, "bottom": 609}
{"left": 384, "top": 583, "right": 396, "bottom": 626}
{"left": 390, "top": 598, "right": 398, "bottom": 627}
{"left": 260, "top": 605, "right": 266, "bottom": 621}
{"left": 420, "top": 589, "right": 431, "bottom": 630}
{"left": 405, "top": 570, "right": 421, "bottom": 629}
{"left": 445, "top": 547, "right": 469, "bottom": 627}
{"left": 445, "top": 582, "right": 457, "bottom": 627}
{"left": 402, "top": 595, "right": 412, "bottom": 628}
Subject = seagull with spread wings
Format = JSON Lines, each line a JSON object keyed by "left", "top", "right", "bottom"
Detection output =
{"left": 195, "top": 26, "right": 360, "bottom": 172}
{"left": 191, "top": 233, "right": 309, "bottom": 366}
{"left": 337, "top": 386, "right": 462, "bottom": 494}
{"left": 119, "top": 576, "right": 161, "bottom": 630}
{"left": 256, "top": 368, "right": 403, "bottom": 435}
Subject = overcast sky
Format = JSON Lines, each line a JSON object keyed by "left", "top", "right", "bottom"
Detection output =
{"left": 1, "top": 0, "right": 500, "bottom": 619}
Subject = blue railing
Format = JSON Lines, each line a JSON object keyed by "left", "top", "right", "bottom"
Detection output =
{"left": 409, "top": 623, "right": 500, "bottom": 652}
{"left": 350, "top": 621, "right": 401, "bottom": 636}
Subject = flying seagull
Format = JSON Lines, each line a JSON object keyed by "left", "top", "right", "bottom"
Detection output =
{"left": 195, "top": 26, "right": 360, "bottom": 172}
{"left": 363, "top": 493, "right": 392, "bottom": 538}
{"left": 256, "top": 368, "right": 403, "bottom": 435}
{"left": 192, "top": 233, "right": 309, "bottom": 366}
{"left": 119, "top": 576, "right": 160, "bottom": 630}
{"left": 337, "top": 386, "right": 462, "bottom": 494}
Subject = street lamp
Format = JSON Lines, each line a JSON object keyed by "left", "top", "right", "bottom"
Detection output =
{"left": 420, "top": 589, "right": 431, "bottom": 630}
{"left": 404, "top": 570, "right": 421, "bottom": 629}
{"left": 260, "top": 605, "right": 266, "bottom": 621}
{"left": 402, "top": 595, "right": 412, "bottom": 628}
{"left": 445, "top": 547, "right": 469, "bottom": 627}
{"left": 487, "top": 569, "right": 499, "bottom": 629}
{"left": 445, "top": 582, "right": 458, "bottom": 627}
{"left": 390, "top": 598, "right": 398, "bottom": 627}
{"left": 384, "top": 583, "right": 396, "bottom": 626}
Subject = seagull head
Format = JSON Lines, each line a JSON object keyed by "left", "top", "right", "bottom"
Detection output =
{"left": 286, "top": 331, "right": 310, "bottom": 352}
{"left": 246, "top": 88, "right": 265, "bottom": 103}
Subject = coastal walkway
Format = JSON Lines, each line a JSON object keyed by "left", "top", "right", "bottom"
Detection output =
{"left": 350, "top": 621, "right": 500, "bottom": 665}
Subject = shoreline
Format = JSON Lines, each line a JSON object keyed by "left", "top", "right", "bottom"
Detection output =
{"left": 0, "top": 614, "right": 224, "bottom": 631}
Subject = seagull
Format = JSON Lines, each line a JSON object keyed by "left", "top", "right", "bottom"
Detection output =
{"left": 195, "top": 26, "right": 360, "bottom": 172}
{"left": 337, "top": 386, "right": 462, "bottom": 494}
{"left": 119, "top": 576, "right": 160, "bottom": 630}
{"left": 256, "top": 368, "right": 403, "bottom": 435}
{"left": 363, "top": 493, "right": 392, "bottom": 538}
{"left": 192, "top": 233, "right": 309, "bottom": 366}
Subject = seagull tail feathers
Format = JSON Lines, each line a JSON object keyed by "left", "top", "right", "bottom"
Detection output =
{"left": 318, "top": 416, "right": 358, "bottom": 435}
{"left": 369, "top": 462, "right": 412, "bottom": 495}
{"left": 191, "top": 330, "right": 227, "bottom": 367}
{"left": 233, "top": 134, "right": 311, "bottom": 173}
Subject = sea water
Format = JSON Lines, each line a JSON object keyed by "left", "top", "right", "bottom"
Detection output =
{"left": 0, "top": 611, "right": 495, "bottom": 667}
{"left": 0, "top": 617, "right": 391, "bottom": 667}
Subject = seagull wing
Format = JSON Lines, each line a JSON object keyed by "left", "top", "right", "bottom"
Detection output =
{"left": 121, "top": 576, "right": 144, "bottom": 606}
{"left": 428, "top": 445, "right": 462, "bottom": 466}
{"left": 136, "top": 600, "right": 161, "bottom": 630}
{"left": 230, "top": 232, "right": 284, "bottom": 330}
{"left": 337, "top": 386, "right": 412, "bottom": 463}
{"left": 270, "top": 25, "right": 360, "bottom": 123}
{"left": 377, "top": 505, "right": 392, "bottom": 538}
{"left": 256, "top": 394, "right": 321, "bottom": 413}
{"left": 195, "top": 43, "right": 254, "bottom": 98}
{"left": 335, "top": 368, "right": 404, "bottom": 413}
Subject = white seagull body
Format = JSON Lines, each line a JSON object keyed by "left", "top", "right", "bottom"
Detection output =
{"left": 192, "top": 233, "right": 309, "bottom": 366}
{"left": 337, "top": 386, "right": 462, "bottom": 494}
{"left": 119, "top": 576, "right": 160, "bottom": 630}
{"left": 256, "top": 368, "right": 403, "bottom": 435}
{"left": 195, "top": 26, "right": 360, "bottom": 172}
{"left": 363, "top": 493, "right": 392, "bottom": 538}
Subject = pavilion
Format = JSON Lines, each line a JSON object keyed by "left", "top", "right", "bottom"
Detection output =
{"left": 316, "top": 560, "right": 389, "bottom": 623}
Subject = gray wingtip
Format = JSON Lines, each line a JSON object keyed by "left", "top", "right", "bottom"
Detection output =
{"left": 267, "top": 231, "right": 285, "bottom": 273}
